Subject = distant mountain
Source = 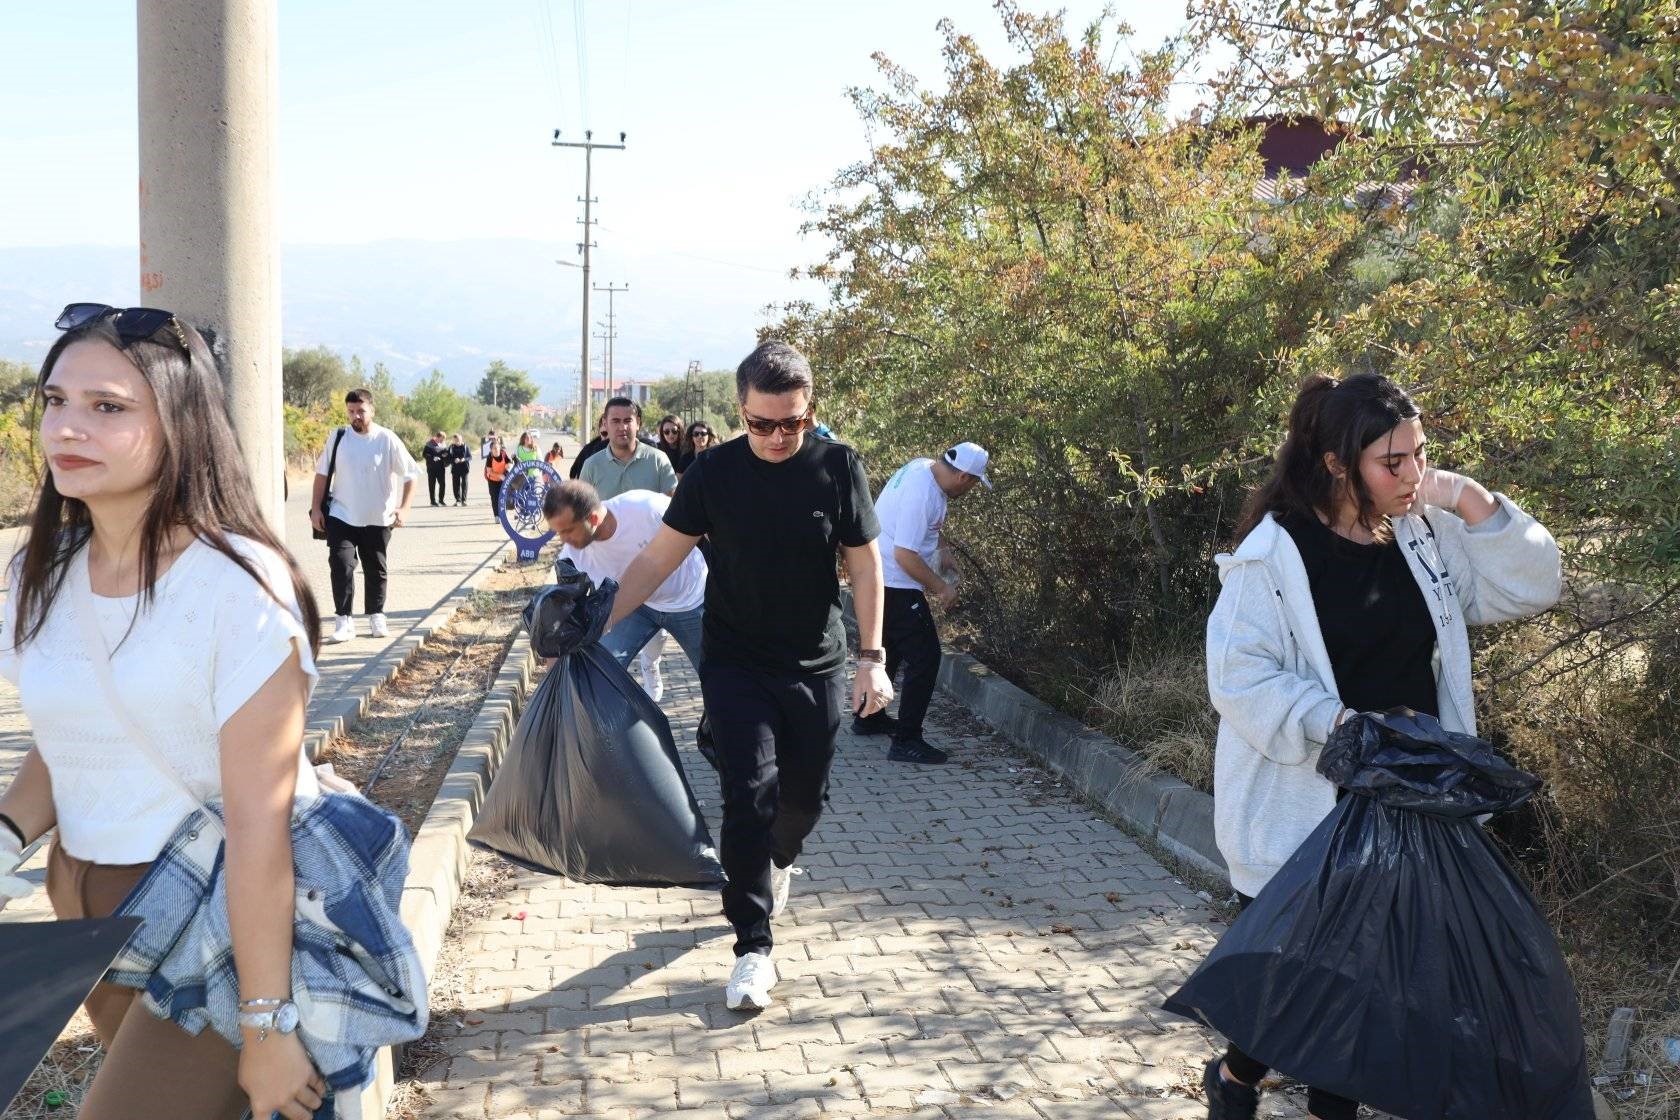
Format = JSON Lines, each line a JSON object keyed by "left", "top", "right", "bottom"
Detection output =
{"left": 0, "top": 239, "right": 798, "bottom": 404}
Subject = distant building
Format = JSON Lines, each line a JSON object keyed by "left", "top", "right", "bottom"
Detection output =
{"left": 1247, "top": 115, "right": 1417, "bottom": 208}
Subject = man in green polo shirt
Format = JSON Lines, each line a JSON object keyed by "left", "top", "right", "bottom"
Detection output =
{"left": 581, "top": 395, "right": 680, "bottom": 701}
{"left": 580, "top": 396, "right": 678, "bottom": 500}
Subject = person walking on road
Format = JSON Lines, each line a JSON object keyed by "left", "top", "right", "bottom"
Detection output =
{"left": 515, "top": 430, "right": 539, "bottom": 463}
{"left": 1199, "top": 372, "right": 1561, "bottom": 1120}
{"left": 676, "top": 420, "right": 715, "bottom": 476}
{"left": 483, "top": 437, "right": 513, "bottom": 521}
{"left": 422, "top": 430, "right": 449, "bottom": 507}
{"left": 545, "top": 480, "right": 706, "bottom": 675}
{"left": 0, "top": 303, "right": 329, "bottom": 1120}
{"left": 569, "top": 415, "right": 609, "bottom": 480}
{"left": 861, "top": 442, "right": 992, "bottom": 764}
{"left": 311, "top": 388, "right": 418, "bottom": 643}
{"left": 606, "top": 340, "right": 892, "bottom": 1013}
{"left": 581, "top": 397, "right": 678, "bottom": 698}
{"left": 581, "top": 398, "right": 677, "bottom": 499}
{"left": 449, "top": 433, "right": 471, "bottom": 506}
{"left": 654, "top": 414, "right": 684, "bottom": 468}
{"left": 545, "top": 441, "right": 565, "bottom": 468}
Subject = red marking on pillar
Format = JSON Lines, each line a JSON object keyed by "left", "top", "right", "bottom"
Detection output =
{"left": 141, "top": 272, "right": 164, "bottom": 293}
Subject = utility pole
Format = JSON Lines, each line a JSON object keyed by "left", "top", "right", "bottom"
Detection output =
{"left": 684, "top": 359, "right": 702, "bottom": 421}
{"left": 139, "top": 0, "right": 283, "bottom": 533}
{"left": 593, "top": 282, "right": 628, "bottom": 384}
{"left": 552, "top": 129, "right": 625, "bottom": 440}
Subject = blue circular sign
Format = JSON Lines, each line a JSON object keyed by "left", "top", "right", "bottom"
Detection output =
{"left": 498, "top": 460, "right": 561, "bottom": 562}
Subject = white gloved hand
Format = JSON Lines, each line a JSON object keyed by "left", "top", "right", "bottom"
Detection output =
{"left": 0, "top": 831, "right": 33, "bottom": 910}
{"left": 1419, "top": 468, "right": 1471, "bottom": 511}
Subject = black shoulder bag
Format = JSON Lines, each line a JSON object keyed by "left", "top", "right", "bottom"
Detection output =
{"left": 313, "top": 427, "right": 347, "bottom": 541}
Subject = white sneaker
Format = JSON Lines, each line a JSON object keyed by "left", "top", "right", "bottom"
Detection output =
{"left": 369, "top": 613, "right": 389, "bottom": 638}
{"left": 725, "top": 953, "right": 778, "bottom": 1011}
{"left": 329, "top": 615, "right": 355, "bottom": 643}
{"left": 770, "top": 863, "right": 802, "bottom": 918}
{"left": 640, "top": 655, "right": 665, "bottom": 704}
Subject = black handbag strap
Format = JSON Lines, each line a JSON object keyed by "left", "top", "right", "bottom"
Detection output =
{"left": 323, "top": 427, "right": 347, "bottom": 493}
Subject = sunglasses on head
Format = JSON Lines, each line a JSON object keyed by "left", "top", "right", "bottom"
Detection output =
{"left": 56, "top": 302, "right": 188, "bottom": 348}
{"left": 740, "top": 407, "right": 813, "bottom": 437}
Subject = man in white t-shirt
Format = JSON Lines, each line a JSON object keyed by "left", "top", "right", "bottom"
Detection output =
{"left": 866, "top": 442, "right": 992, "bottom": 764}
{"left": 542, "top": 480, "right": 707, "bottom": 676}
{"left": 310, "top": 388, "right": 420, "bottom": 644}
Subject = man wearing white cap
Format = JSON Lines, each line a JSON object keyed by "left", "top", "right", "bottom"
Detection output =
{"left": 863, "top": 442, "right": 993, "bottom": 763}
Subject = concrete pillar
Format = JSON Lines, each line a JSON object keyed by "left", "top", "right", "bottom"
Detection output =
{"left": 138, "top": 0, "right": 284, "bottom": 534}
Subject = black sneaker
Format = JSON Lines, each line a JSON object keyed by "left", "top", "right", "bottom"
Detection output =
{"left": 887, "top": 737, "right": 949, "bottom": 764}
{"left": 851, "top": 710, "right": 899, "bottom": 737}
{"left": 1203, "top": 1058, "right": 1258, "bottom": 1120}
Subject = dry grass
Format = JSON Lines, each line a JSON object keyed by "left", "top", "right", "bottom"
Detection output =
{"left": 1081, "top": 645, "right": 1218, "bottom": 793}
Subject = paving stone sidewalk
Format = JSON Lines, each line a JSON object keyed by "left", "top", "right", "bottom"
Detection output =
{"left": 416, "top": 654, "right": 1298, "bottom": 1120}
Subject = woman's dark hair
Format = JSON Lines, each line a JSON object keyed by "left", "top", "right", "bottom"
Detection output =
{"left": 680, "top": 419, "right": 713, "bottom": 459}
{"left": 1235, "top": 373, "right": 1422, "bottom": 543}
{"left": 15, "top": 316, "right": 322, "bottom": 655}
{"left": 736, "top": 341, "right": 813, "bottom": 403}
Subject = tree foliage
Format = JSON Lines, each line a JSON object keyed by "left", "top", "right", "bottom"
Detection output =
{"left": 476, "top": 359, "right": 538, "bottom": 409}
{"left": 775, "top": 5, "right": 1373, "bottom": 657}
{"left": 406, "top": 369, "right": 469, "bottom": 435}
{"left": 648, "top": 370, "right": 742, "bottom": 436}
{"left": 281, "top": 346, "right": 349, "bottom": 409}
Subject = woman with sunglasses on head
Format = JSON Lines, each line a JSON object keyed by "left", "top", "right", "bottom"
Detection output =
{"left": 676, "top": 419, "right": 715, "bottom": 476}
{"left": 0, "top": 304, "right": 328, "bottom": 1119}
{"left": 1198, "top": 372, "right": 1561, "bottom": 1120}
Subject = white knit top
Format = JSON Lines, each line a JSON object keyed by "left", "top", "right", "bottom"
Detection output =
{"left": 0, "top": 536, "right": 320, "bottom": 864}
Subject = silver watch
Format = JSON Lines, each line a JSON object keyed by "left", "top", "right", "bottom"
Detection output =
{"left": 237, "top": 1000, "right": 300, "bottom": 1041}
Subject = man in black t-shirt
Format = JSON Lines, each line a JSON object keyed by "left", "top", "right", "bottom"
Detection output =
{"left": 605, "top": 341, "right": 893, "bottom": 1013}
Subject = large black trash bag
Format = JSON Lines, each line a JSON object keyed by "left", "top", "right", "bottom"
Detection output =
{"left": 1163, "top": 710, "right": 1592, "bottom": 1120}
{"left": 468, "top": 561, "right": 725, "bottom": 888}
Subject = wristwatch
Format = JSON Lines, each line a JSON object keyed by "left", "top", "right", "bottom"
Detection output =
{"left": 857, "top": 648, "right": 885, "bottom": 664}
{"left": 237, "top": 1000, "right": 300, "bottom": 1042}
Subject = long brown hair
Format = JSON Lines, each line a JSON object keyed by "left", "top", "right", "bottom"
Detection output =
{"left": 13, "top": 315, "right": 322, "bottom": 655}
{"left": 1235, "top": 372, "right": 1422, "bottom": 543}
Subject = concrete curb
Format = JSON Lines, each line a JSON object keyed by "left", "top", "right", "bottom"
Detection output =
{"left": 935, "top": 652, "right": 1228, "bottom": 883}
{"left": 304, "top": 540, "right": 510, "bottom": 762}
{"left": 355, "top": 631, "right": 539, "bottom": 1117}
{"left": 840, "top": 587, "right": 1228, "bottom": 883}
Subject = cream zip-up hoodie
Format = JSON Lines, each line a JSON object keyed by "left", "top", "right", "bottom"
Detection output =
{"left": 1205, "top": 497, "right": 1562, "bottom": 897}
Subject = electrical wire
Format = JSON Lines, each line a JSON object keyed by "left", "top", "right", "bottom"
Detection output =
{"left": 533, "top": 0, "right": 568, "bottom": 123}
{"left": 572, "top": 0, "right": 590, "bottom": 129}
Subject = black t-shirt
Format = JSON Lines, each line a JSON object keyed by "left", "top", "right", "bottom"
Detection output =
{"left": 423, "top": 441, "right": 449, "bottom": 469}
{"left": 664, "top": 434, "right": 880, "bottom": 676}
{"left": 449, "top": 443, "right": 470, "bottom": 467}
{"left": 1279, "top": 510, "right": 1439, "bottom": 718}
{"left": 570, "top": 437, "right": 608, "bottom": 480}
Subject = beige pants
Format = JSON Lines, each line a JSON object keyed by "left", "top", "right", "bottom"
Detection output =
{"left": 46, "top": 841, "right": 249, "bottom": 1120}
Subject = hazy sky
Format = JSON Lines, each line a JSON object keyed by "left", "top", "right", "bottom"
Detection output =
{"left": 0, "top": 2, "right": 1203, "bottom": 383}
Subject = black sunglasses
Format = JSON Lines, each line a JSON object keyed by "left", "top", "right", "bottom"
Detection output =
{"left": 56, "top": 302, "right": 187, "bottom": 348}
{"left": 740, "top": 407, "right": 813, "bottom": 437}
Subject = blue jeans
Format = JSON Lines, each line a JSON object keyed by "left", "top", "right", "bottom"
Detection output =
{"left": 601, "top": 604, "right": 705, "bottom": 675}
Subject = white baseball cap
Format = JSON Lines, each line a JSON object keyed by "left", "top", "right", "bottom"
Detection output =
{"left": 942, "top": 442, "right": 993, "bottom": 488}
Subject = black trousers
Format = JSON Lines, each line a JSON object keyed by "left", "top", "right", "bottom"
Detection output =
{"left": 325, "top": 516, "right": 392, "bottom": 616}
{"left": 487, "top": 479, "right": 503, "bottom": 515}
{"left": 426, "top": 465, "right": 447, "bottom": 505}
{"left": 883, "top": 587, "right": 941, "bottom": 742}
{"left": 451, "top": 466, "right": 468, "bottom": 503}
{"left": 1222, "top": 892, "right": 1358, "bottom": 1120}
{"left": 701, "top": 662, "right": 845, "bottom": 957}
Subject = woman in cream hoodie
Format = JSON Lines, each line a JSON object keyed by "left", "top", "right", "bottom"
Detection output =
{"left": 1200, "top": 373, "right": 1561, "bottom": 1120}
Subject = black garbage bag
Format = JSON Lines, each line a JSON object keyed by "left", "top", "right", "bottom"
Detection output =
{"left": 468, "top": 562, "right": 725, "bottom": 888}
{"left": 1163, "top": 710, "right": 1592, "bottom": 1120}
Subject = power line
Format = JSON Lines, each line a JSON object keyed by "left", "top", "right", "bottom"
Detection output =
{"left": 572, "top": 0, "right": 590, "bottom": 128}
{"left": 535, "top": 0, "right": 567, "bottom": 122}
{"left": 593, "top": 281, "right": 628, "bottom": 381}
